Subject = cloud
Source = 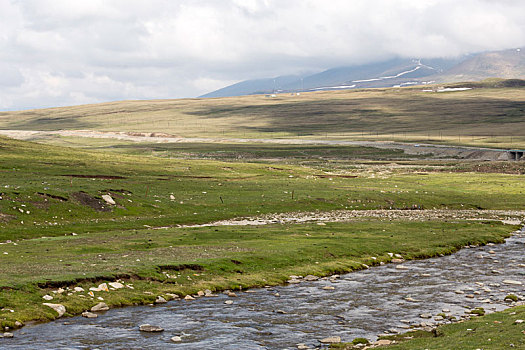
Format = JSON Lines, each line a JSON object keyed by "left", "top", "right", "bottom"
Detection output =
{"left": 0, "top": 0, "right": 524, "bottom": 110}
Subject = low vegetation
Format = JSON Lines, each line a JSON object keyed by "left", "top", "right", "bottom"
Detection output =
{"left": 373, "top": 305, "right": 525, "bottom": 349}
{"left": 0, "top": 122, "right": 523, "bottom": 349}
{"left": 0, "top": 81, "right": 524, "bottom": 149}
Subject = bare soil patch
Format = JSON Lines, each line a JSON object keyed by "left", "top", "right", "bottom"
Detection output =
{"left": 71, "top": 191, "right": 111, "bottom": 212}
{"left": 63, "top": 174, "right": 126, "bottom": 179}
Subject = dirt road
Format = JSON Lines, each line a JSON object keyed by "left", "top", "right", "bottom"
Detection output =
{"left": 0, "top": 129, "right": 509, "bottom": 160}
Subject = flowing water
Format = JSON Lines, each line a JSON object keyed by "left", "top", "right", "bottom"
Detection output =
{"left": 5, "top": 231, "right": 525, "bottom": 349}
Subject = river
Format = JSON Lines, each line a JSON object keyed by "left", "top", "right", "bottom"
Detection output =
{"left": 4, "top": 230, "right": 525, "bottom": 349}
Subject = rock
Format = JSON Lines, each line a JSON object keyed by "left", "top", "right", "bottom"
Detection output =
{"left": 101, "top": 195, "right": 116, "bottom": 205}
{"left": 387, "top": 328, "right": 400, "bottom": 334}
{"left": 319, "top": 336, "right": 341, "bottom": 343}
{"left": 391, "top": 258, "right": 404, "bottom": 263}
{"left": 454, "top": 290, "right": 464, "bottom": 294}
{"left": 276, "top": 309, "right": 287, "bottom": 314}
{"left": 184, "top": 295, "right": 195, "bottom": 301}
{"left": 274, "top": 293, "right": 280, "bottom": 297}
{"left": 442, "top": 309, "right": 450, "bottom": 313}
{"left": 139, "top": 324, "right": 164, "bottom": 332}
{"left": 227, "top": 292, "right": 237, "bottom": 297}
{"left": 3, "top": 332, "right": 14, "bottom": 338}
{"left": 297, "top": 344, "right": 309, "bottom": 349}
{"left": 170, "top": 195, "right": 176, "bottom": 200}
{"left": 514, "top": 319, "right": 524, "bottom": 324}
{"left": 56, "top": 288, "right": 65, "bottom": 294}
{"left": 224, "top": 300, "right": 233, "bottom": 305}
{"left": 97, "top": 283, "right": 109, "bottom": 292}
{"left": 322, "top": 286, "right": 335, "bottom": 290}
{"left": 197, "top": 290, "right": 205, "bottom": 297}
{"left": 91, "top": 302, "right": 109, "bottom": 312}
{"left": 405, "top": 297, "right": 418, "bottom": 302}
{"left": 395, "top": 265, "right": 409, "bottom": 270}
{"left": 503, "top": 280, "right": 522, "bottom": 285}
{"left": 303, "top": 275, "right": 319, "bottom": 281}
{"left": 155, "top": 296, "right": 167, "bottom": 304}
{"left": 375, "top": 339, "right": 392, "bottom": 345}
{"left": 288, "top": 279, "right": 301, "bottom": 284}
{"left": 82, "top": 311, "right": 98, "bottom": 318}
{"left": 488, "top": 250, "right": 496, "bottom": 254}
{"left": 14, "top": 321, "right": 23, "bottom": 327}
{"left": 171, "top": 336, "right": 182, "bottom": 342}
{"left": 42, "top": 295, "right": 53, "bottom": 301}
{"left": 74, "top": 287, "right": 85, "bottom": 292}
{"left": 420, "top": 313, "right": 432, "bottom": 319}
{"left": 43, "top": 303, "right": 66, "bottom": 318}
{"left": 108, "top": 282, "right": 124, "bottom": 289}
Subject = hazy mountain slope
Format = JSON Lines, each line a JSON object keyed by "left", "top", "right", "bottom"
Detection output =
{"left": 201, "top": 48, "right": 524, "bottom": 97}
{"left": 201, "top": 75, "right": 301, "bottom": 98}
{"left": 435, "top": 48, "right": 524, "bottom": 83}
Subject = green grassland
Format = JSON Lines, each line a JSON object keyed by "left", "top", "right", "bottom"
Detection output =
{"left": 0, "top": 131, "right": 524, "bottom": 349}
{"left": 352, "top": 305, "right": 525, "bottom": 349}
{"left": 0, "top": 81, "right": 524, "bottom": 149}
{"left": 2, "top": 136, "right": 525, "bottom": 243}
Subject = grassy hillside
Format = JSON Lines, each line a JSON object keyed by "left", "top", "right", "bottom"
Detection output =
{"left": 2, "top": 135, "right": 525, "bottom": 242}
{"left": 0, "top": 136, "right": 524, "bottom": 332}
{"left": 0, "top": 82, "right": 524, "bottom": 149}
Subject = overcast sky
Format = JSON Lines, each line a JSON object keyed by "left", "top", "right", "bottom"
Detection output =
{"left": 0, "top": 0, "right": 524, "bottom": 111}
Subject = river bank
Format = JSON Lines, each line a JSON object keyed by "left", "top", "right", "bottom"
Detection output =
{"left": 1, "top": 225, "right": 523, "bottom": 349}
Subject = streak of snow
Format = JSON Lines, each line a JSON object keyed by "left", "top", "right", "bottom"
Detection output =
{"left": 436, "top": 88, "right": 472, "bottom": 92}
{"left": 309, "top": 85, "right": 356, "bottom": 91}
{"left": 352, "top": 66, "right": 421, "bottom": 83}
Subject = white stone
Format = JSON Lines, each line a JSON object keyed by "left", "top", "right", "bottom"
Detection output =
{"left": 319, "top": 336, "right": 341, "bottom": 344}
{"left": 108, "top": 282, "right": 124, "bottom": 289}
{"left": 155, "top": 296, "right": 167, "bottom": 304}
{"left": 42, "top": 303, "right": 66, "bottom": 318}
{"left": 91, "top": 302, "right": 109, "bottom": 312}
{"left": 503, "top": 280, "right": 522, "bottom": 285}
{"left": 101, "top": 195, "right": 116, "bottom": 205}
{"left": 139, "top": 324, "right": 164, "bottom": 332}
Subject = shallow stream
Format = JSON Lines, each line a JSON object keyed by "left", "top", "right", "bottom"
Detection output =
{"left": 6, "top": 231, "right": 525, "bottom": 349}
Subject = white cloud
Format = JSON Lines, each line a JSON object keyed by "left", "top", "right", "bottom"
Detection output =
{"left": 0, "top": 0, "right": 524, "bottom": 110}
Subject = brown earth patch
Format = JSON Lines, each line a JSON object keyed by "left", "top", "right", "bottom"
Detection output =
{"left": 63, "top": 174, "right": 127, "bottom": 179}
{"left": 36, "top": 192, "right": 68, "bottom": 201}
{"left": 313, "top": 174, "right": 359, "bottom": 178}
{"left": 71, "top": 191, "right": 111, "bottom": 212}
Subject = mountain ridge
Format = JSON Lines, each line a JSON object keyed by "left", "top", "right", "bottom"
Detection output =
{"left": 201, "top": 48, "right": 524, "bottom": 98}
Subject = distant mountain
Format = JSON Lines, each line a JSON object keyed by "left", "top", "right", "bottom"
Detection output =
{"left": 200, "top": 48, "right": 524, "bottom": 98}
{"left": 433, "top": 48, "right": 525, "bottom": 83}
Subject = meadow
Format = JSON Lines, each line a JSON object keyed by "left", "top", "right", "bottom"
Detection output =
{"left": 0, "top": 80, "right": 524, "bottom": 149}
{"left": 0, "top": 83, "right": 524, "bottom": 348}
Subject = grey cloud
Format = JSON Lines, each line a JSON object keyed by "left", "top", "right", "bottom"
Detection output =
{"left": 0, "top": 0, "right": 524, "bottom": 110}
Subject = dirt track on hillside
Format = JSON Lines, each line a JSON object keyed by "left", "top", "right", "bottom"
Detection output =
{"left": 0, "top": 129, "right": 510, "bottom": 160}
